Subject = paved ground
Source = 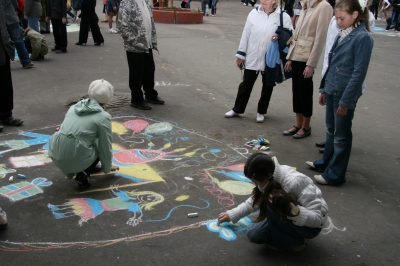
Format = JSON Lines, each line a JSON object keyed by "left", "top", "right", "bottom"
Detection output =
{"left": 1, "top": 1, "right": 399, "bottom": 265}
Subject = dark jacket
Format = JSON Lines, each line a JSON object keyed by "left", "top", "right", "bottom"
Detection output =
{"left": 47, "top": 0, "right": 67, "bottom": 19}
{"left": 0, "top": 0, "right": 15, "bottom": 66}
{"left": 25, "top": 0, "right": 43, "bottom": 17}
{"left": 392, "top": 0, "right": 400, "bottom": 12}
{"left": 82, "top": 0, "right": 96, "bottom": 8}
{"left": 3, "top": 0, "right": 19, "bottom": 25}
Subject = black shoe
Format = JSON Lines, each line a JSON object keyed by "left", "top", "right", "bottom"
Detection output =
{"left": 315, "top": 141, "right": 326, "bottom": 148}
{"left": 55, "top": 50, "right": 67, "bottom": 54}
{"left": 75, "top": 173, "right": 91, "bottom": 188}
{"left": 145, "top": 96, "right": 165, "bottom": 105}
{"left": 75, "top": 42, "right": 86, "bottom": 45}
{"left": 293, "top": 127, "right": 312, "bottom": 139}
{"left": 94, "top": 41, "right": 104, "bottom": 46}
{"left": 130, "top": 102, "right": 152, "bottom": 110}
{"left": 319, "top": 148, "right": 324, "bottom": 153}
{"left": 283, "top": 126, "right": 300, "bottom": 136}
{"left": 0, "top": 116, "right": 23, "bottom": 126}
{"left": 51, "top": 47, "right": 59, "bottom": 51}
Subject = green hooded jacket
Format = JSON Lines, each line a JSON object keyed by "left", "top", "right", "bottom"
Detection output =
{"left": 48, "top": 99, "right": 112, "bottom": 179}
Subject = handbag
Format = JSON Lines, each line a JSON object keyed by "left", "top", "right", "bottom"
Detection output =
{"left": 275, "top": 0, "right": 293, "bottom": 80}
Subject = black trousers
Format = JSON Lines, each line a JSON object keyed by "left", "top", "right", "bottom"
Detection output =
{"left": 0, "top": 54, "right": 14, "bottom": 120}
{"left": 51, "top": 18, "right": 67, "bottom": 50}
{"left": 291, "top": 61, "right": 313, "bottom": 117}
{"left": 79, "top": 5, "right": 104, "bottom": 44}
{"left": 370, "top": 3, "right": 379, "bottom": 20}
{"left": 77, "top": 158, "right": 100, "bottom": 176}
{"left": 126, "top": 50, "right": 158, "bottom": 104}
{"left": 232, "top": 69, "right": 274, "bottom": 115}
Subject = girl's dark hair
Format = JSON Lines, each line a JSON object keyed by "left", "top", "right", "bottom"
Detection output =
{"left": 335, "top": 0, "right": 370, "bottom": 32}
{"left": 245, "top": 153, "right": 298, "bottom": 222}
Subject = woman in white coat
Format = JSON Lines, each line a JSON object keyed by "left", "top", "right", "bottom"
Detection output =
{"left": 225, "top": 0, "right": 293, "bottom": 123}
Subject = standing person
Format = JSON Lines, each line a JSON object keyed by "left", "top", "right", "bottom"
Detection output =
{"left": 306, "top": 0, "right": 374, "bottom": 186}
{"left": 47, "top": 0, "right": 67, "bottom": 53}
{"left": 283, "top": 0, "right": 332, "bottom": 139}
{"left": 76, "top": 0, "right": 104, "bottom": 45}
{"left": 386, "top": 0, "right": 400, "bottom": 32}
{"left": 0, "top": 0, "right": 24, "bottom": 133}
{"left": 380, "top": 0, "right": 391, "bottom": 20}
{"left": 48, "top": 79, "right": 119, "bottom": 188}
{"left": 118, "top": 0, "right": 165, "bottom": 110}
{"left": 369, "top": 0, "right": 380, "bottom": 20}
{"left": 40, "top": 0, "right": 51, "bottom": 33}
{"left": 106, "top": 0, "right": 120, "bottom": 33}
{"left": 217, "top": 153, "right": 328, "bottom": 251}
{"left": 4, "top": 0, "right": 34, "bottom": 69}
{"left": 24, "top": 0, "right": 42, "bottom": 33}
{"left": 225, "top": 0, "right": 293, "bottom": 123}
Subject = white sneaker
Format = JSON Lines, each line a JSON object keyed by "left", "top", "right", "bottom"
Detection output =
{"left": 225, "top": 110, "right": 238, "bottom": 118}
{"left": 306, "top": 161, "right": 317, "bottom": 170}
{"left": 256, "top": 113, "right": 264, "bottom": 123}
{"left": 108, "top": 28, "right": 117, "bottom": 34}
{"left": 0, "top": 208, "right": 7, "bottom": 230}
{"left": 314, "top": 175, "right": 329, "bottom": 185}
{"left": 112, "top": 27, "right": 119, "bottom": 33}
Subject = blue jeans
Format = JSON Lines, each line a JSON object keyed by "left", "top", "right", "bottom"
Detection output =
{"left": 187, "top": 0, "right": 192, "bottom": 8}
{"left": 247, "top": 208, "right": 321, "bottom": 250}
{"left": 27, "top": 16, "right": 40, "bottom": 33}
{"left": 6, "top": 23, "right": 31, "bottom": 65}
{"left": 386, "top": 11, "right": 399, "bottom": 31}
{"left": 313, "top": 94, "right": 355, "bottom": 185}
{"left": 211, "top": 0, "right": 219, "bottom": 14}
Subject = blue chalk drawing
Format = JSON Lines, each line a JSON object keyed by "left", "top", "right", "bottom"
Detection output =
{"left": 206, "top": 217, "right": 253, "bottom": 241}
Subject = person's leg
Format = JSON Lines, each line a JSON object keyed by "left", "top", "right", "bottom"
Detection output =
{"left": 126, "top": 51, "right": 146, "bottom": 104}
{"left": 59, "top": 20, "right": 68, "bottom": 51}
{"left": 0, "top": 54, "right": 14, "bottom": 121}
{"left": 27, "top": 16, "right": 40, "bottom": 33}
{"left": 108, "top": 12, "right": 114, "bottom": 29}
{"left": 78, "top": 6, "right": 89, "bottom": 43}
{"left": 246, "top": 218, "right": 272, "bottom": 244}
{"left": 296, "top": 61, "right": 313, "bottom": 135}
{"left": 386, "top": 11, "right": 395, "bottom": 30}
{"left": 257, "top": 82, "right": 274, "bottom": 115}
{"left": 231, "top": 70, "right": 258, "bottom": 114}
{"left": 313, "top": 94, "right": 335, "bottom": 173}
{"left": 6, "top": 23, "right": 31, "bottom": 66}
{"left": 88, "top": 7, "right": 104, "bottom": 43}
{"left": 142, "top": 50, "right": 159, "bottom": 100}
{"left": 394, "top": 12, "right": 400, "bottom": 31}
{"left": 286, "top": 61, "right": 303, "bottom": 132}
{"left": 51, "top": 18, "right": 61, "bottom": 49}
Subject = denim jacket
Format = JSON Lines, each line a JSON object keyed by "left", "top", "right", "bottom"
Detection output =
{"left": 320, "top": 22, "right": 373, "bottom": 109}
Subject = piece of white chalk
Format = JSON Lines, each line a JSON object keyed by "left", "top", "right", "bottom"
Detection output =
{"left": 187, "top": 213, "right": 198, "bottom": 218}
{"left": 9, "top": 176, "right": 14, "bottom": 183}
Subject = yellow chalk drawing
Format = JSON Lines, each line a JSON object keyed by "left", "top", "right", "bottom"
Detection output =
{"left": 175, "top": 195, "right": 190, "bottom": 201}
{"left": 204, "top": 169, "right": 254, "bottom": 196}
{"left": 118, "top": 164, "right": 165, "bottom": 183}
{"left": 112, "top": 121, "right": 128, "bottom": 135}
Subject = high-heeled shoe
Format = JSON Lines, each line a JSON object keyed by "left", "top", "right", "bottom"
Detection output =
{"left": 94, "top": 42, "right": 104, "bottom": 46}
{"left": 75, "top": 42, "right": 86, "bottom": 45}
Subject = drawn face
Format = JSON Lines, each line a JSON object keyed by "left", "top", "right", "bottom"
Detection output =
{"left": 335, "top": 9, "right": 358, "bottom": 30}
{"left": 137, "top": 194, "right": 161, "bottom": 203}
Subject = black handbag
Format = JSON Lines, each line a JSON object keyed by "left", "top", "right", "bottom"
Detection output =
{"left": 275, "top": 0, "right": 293, "bottom": 80}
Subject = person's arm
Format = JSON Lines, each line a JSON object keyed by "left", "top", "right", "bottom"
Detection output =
{"left": 62, "top": 0, "right": 67, "bottom": 23}
{"left": 97, "top": 114, "right": 113, "bottom": 174}
{"left": 282, "top": 12, "right": 294, "bottom": 33}
{"left": 236, "top": 10, "right": 254, "bottom": 60}
{"left": 224, "top": 196, "right": 257, "bottom": 224}
{"left": 306, "top": 4, "right": 333, "bottom": 68}
{"left": 339, "top": 34, "right": 374, "bottom": 109}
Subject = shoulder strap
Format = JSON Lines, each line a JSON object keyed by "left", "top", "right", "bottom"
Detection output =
{"left": 280, "top": 0, "right": 283, "bottom": 27}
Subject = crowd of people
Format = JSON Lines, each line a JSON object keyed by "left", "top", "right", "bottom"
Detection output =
{"left": 0, "top": 0, "right": 377, "bottom": 253}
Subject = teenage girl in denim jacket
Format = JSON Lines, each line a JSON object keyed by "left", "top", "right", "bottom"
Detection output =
{"left": 307, "top": 0, "right": 374, "bottom": 186}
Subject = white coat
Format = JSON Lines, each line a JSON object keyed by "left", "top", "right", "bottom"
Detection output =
{"left": 236, "top": 7, "right": 293, "bottom": 71}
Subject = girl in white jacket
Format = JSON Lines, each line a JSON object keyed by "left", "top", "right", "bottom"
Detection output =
{"left": 218, "top": 153, "right": 328, "bottom": 251}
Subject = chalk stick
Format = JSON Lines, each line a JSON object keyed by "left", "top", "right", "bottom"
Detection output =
{"left": 18, "top": 174, "right": 26, "bottom": 179}
{"left": 187, "top": 213, "right": 198, "bottom": 218}
{"left": 9, "top": 176, "right": 13, "bottom": 183}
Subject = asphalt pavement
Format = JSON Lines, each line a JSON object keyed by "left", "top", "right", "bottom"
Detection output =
{"left": 0, "top": 1, "right": 399, "bottom": 265}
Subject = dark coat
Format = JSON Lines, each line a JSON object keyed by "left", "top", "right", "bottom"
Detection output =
{"left": 0, "top": 0, "right": 15, "bottom": 65}
{"left": 47, "top": 0, "right": 67, "bottom": 19}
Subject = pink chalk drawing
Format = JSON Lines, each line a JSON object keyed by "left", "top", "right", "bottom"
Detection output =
{"left": 113, "top": 149, "right": 166, "bottom": 165}
{"left": 124, "top": 119, "right": 149, "bottom": 133}
{"left": 0, "top": 178, "right": 52, "bottom": 202}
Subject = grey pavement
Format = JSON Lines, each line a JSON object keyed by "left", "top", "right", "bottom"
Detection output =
{"left": 1, "top": 1, "right": 399, "bottom": 265}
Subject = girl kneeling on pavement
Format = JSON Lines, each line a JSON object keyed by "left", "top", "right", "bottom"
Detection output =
{"left": 48, "top": 79, "right": 119, "bottom": 188}
{"left": 217, "top": 153, "right": 328, "bottom": 251}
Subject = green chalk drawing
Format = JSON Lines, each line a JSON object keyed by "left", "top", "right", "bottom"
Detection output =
{"left": 0, "top": 164, "right": 16, "bottom": 179}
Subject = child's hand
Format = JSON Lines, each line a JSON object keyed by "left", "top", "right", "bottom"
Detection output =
{"left": 319, "top": 94, "right": 326, "bottom": 106}
{"left": 111, "top": 165, "right": 120, "bottom": 172}
{"left": 62, "top": 17, "right": 66, "bottom": 24}
{"left": 236, "top": 58, "right": 245, "bottom": 69}
{"left": 217, "top": 212, "right": 231, "bottom": 225}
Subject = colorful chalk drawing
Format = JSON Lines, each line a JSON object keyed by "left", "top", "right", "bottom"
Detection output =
{"left": 0, "top": 115, "right": 255, "bottom": 252}
{"left": 206, "top": 217, "right": 253, "bottom": 241}
{"left": 0, "top": 178, "right": 52, "bottom": 202}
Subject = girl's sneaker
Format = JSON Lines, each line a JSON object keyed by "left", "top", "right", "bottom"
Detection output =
{"left": 0, "top": 208, "right": 7, "bottom": 230}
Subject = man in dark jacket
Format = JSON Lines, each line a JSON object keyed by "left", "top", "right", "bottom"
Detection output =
{"left": 4, "top": 0, "right": 33, "bottom": 68}
{"left": 0, "top": 0, "right": 24, "bottom": 132}
{"left": 47, "top": 0, "right": 67, "bottom": 53}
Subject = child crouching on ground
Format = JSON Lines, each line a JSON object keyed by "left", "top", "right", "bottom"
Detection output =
{"left": 48, "top": 79, "right": 119, "bottom": 188}
{"left": 217, "top": 153, "right": 328, "bottom": 251}
{"left": 22, "top": 27, "right": 49, "bottom": 61}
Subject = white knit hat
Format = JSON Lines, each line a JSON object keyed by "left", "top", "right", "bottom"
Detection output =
{"left": 88, "top": 79, "right": 114, "bottom": 104}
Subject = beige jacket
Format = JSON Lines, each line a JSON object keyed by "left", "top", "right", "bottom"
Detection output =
{"left": 25, "top": 29, "right": 48, "bottom": 60}
{"left": 287, "top": 0, "right": 333, "bottom": 68}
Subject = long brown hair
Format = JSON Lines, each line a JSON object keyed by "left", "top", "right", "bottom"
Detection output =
{"left": 335, "top": 0, "right": 371, "bottom": 31}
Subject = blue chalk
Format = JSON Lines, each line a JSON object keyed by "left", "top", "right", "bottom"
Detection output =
{"left": 17, "top": 174, "right": 26, "bottom": 179}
